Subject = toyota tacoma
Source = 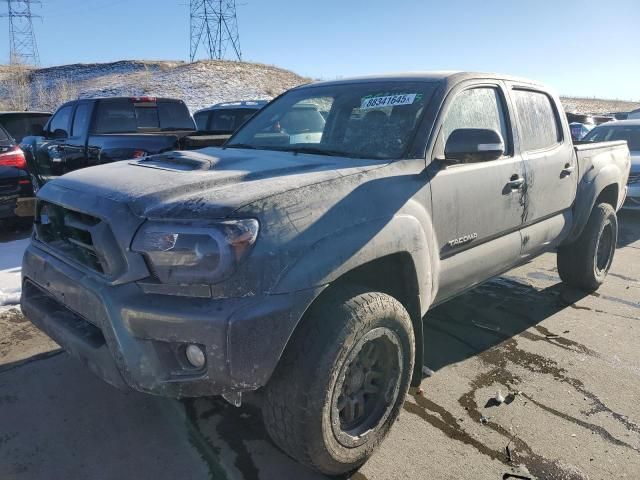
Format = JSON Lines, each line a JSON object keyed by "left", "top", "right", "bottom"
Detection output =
{"left": 21, "top": 72, "right": 631, "bottom": 474}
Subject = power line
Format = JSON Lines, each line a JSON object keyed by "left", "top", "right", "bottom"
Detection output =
{"left": 189, "top": 0, "right": 241, "bottom": 62}
{"left": 1, "top": 0, "right": 41, "bottom": 65}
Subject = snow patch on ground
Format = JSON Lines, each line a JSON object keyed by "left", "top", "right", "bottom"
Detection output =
{"left": 0, "top": 237, "right": 29, "bottom": 307}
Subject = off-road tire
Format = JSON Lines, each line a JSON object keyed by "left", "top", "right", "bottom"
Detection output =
{"left": 261, "top": 287, "right": 414, "bottom": 475}
{"left": 557, "top": 202, "right": 617, "bottom": 292}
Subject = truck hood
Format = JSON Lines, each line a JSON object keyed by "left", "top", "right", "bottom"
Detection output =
{"left": 48, "top": 147, "right": 388, "bottom": 219}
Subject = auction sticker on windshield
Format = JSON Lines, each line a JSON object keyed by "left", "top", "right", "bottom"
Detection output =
{"left": 361, "top": 93, "right": 417, "bottom": 110}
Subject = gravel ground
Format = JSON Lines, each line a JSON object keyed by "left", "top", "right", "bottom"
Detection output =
{"left": 0, "top": 211, "right": 638, "bottom": 480}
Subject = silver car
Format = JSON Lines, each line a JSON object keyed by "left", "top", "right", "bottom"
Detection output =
{"left": 584, "top": 119, "right": 640, "bottom": 210}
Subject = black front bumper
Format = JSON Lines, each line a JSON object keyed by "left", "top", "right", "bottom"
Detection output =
{"left": 21, "top": 243, "right": 320, "bottom": 398}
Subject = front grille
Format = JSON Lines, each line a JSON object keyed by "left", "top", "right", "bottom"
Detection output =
{"left": 35, "top": 201, "right": 106, "bottom": 274}
{"left": 628, "top": 173, "right": 640, "bottom": 185}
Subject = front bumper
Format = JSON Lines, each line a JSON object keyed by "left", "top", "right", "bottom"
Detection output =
{"left": 21, "top": 243, "right": 320, "bottom": 398}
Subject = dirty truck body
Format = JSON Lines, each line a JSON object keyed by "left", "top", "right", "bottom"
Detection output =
{"left": 21, "top": 72, "right": 630, "bottom": 474}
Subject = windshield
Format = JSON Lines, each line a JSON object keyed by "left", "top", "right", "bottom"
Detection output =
{"left": 227, "top": 81, "right": 435, "bottom": 159}
{"left": 583, "top": 124, "right": 640, "bottom": 151}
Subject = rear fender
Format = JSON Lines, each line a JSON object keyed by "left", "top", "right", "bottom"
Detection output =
{"left": 565, "top": 163, "right": 623, "bottom": 244}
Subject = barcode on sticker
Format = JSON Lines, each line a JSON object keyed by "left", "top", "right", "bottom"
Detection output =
{"left": 361, "top": 94, "right": 416, "bottom": 110}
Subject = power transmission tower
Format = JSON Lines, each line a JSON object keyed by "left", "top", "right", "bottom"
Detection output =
{"left": 1, "top": 0, "right": 41, "bottom": 65}
{"left": 189, "top": 0, "right": 241, "bottom": 62}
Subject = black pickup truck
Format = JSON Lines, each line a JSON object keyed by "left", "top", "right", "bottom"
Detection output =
{"left": 21, "top": 97, "right": 220, "bottom": 188}
{"left": 22, "top": 72, "right": 630, "bottom": 475}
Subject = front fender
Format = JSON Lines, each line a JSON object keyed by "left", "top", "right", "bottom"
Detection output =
{"left": 271, "top": 211, "right": 437, "bottom": 316}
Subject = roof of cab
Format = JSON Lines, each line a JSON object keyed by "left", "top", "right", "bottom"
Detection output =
{"left": 0, "top": 111, "right": 51, "bottom": 115}
{"left": 195, "top": 100, "right": 268, "bottom": 113}
{"left": 296, "top": 71, "right": 547, "bottom": 89}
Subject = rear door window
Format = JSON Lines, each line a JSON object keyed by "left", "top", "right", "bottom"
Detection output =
{"left": 512, "top": 89, "right": 562, "bottom": 151}
{"left": 71, "top": 104, "right": 92, "bottom": 136}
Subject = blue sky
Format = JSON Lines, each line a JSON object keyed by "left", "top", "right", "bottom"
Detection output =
{"left": 0, "top": 0, "right": 638, "bottom": 100}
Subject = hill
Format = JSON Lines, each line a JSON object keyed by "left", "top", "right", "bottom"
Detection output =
{"left": 0, "top": 60, "right": 637, "bottom": 116}
{"left": 0, "top": 60, "right": 310, "bottom": 112}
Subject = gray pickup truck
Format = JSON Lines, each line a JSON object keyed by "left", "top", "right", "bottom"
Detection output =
{"left": 21, "top": 72, "right": 630, "bottom": 475}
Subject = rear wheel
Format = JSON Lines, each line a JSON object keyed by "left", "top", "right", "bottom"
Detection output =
{"left": 261, "top": 287, "right": 414, "bottom": 475}
{"left": 557, "top": 202, "right": 617, "bottom": 292}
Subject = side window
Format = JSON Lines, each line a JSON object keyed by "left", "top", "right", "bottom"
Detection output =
{"left": 72, "top": 104, "right": 92, "bottom": 136}
{"left": 512, "top": 89, "right": 561, "bottom": 151}
{"left": 194, "top": 111, "right": 209, "bottom": 130}
{"left": 48, "top": 105, "right": 73, "bottom": 138}
{"left": 442, "top": 87, "right": 510, "bottom": 155}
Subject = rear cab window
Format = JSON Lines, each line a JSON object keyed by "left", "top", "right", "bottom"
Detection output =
{"left": 512, "top": 89, "right": 563, "bottom": 151}
{"left": 93, "top": 98, "right": 196, "bottom": 134}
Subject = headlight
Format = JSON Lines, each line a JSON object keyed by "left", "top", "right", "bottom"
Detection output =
{"left": 132, "top": 219, "right": 259, "bottom": 284}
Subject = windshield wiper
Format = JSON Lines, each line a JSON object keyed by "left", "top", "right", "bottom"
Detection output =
{"left": 284, "top": 146, "right": 350, "bottom": 157}
{"left": 224, "top": 143, "right": 257, "bottom": 150}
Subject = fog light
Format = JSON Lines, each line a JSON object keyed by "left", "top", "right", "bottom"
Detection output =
{"left": 185, "top": 344, "right": 206, "bottom": 368}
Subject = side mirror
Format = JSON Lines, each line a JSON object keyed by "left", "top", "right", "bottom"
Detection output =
{"left": 443, "top": 128, "right": 505, "bottom": 164}
{"left": 52, "top": 128, "right": 68, "bottom": 140}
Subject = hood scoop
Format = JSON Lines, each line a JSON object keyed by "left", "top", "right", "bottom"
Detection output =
{"left": 131, "top": 150, "right": 220, "bottom": 171}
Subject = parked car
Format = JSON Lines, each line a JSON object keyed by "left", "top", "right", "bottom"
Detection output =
{"left": 0, "top": 124, "right": 33, "bottom": 224}
{"left": 583, "top": 119, "right": 640, "bottom": 209}
{"left": 593, "top": 115, "right": 614, "bottom": 125}
{"left": 21, "top": 72, "right": 630, "bottom": 475}
{"left": 20, "top": 96, "right": 224, "bottom": 188}
{"left": 569, "top": 121, "right": 594, "bottom": 140}
{"left": 0, "top": 111, "right": 51, "bottom": 143}
{"left": 193, "top": 100, "right": 267, "bottom": 145}
{"left": 566, "top": 112, "right": 595, "bottom": 125}
{"left": 628, "top": 108, "right": 640, "bottom": 120}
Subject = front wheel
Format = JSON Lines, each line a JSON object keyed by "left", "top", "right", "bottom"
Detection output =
{"left": 557, "top": 202, "right": 618, "bottom": 292}
{"left": 261, "top": 287, "right": 415, "bottom": 475}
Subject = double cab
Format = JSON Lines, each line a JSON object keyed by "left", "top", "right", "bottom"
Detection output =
{"left": 21, "top": 72, "right": 630, "bottom": 475}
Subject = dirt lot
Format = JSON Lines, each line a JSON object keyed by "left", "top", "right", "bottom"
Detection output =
{"left": 1, "top": 211, "right": 639, "bottom": 480}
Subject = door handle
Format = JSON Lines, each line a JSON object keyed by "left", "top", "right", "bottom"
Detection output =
{"left": 507, "top": 175, "right": 525, "bottom": 190}
{"left": 561, "top": 164, "right": 575, "bottom": 176}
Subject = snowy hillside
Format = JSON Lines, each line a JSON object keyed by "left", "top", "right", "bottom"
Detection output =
{"left": 1, "top": 60, "right": 637, "bottom": 115}
{"left": 560, "top": 96, "right": 640, "bottom": 116}
{"left": 0, "top": 60, "right": 311, "bottom": 112}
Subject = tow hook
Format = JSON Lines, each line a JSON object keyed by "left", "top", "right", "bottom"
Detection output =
{"left": 222, "top": 391, "right": 242, "bottom": 407}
